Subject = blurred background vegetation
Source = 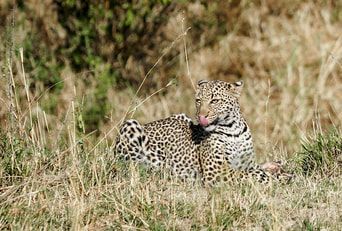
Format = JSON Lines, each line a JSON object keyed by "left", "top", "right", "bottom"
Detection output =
{"left": 0, "top": 0, "right": 341, "bottom": 150}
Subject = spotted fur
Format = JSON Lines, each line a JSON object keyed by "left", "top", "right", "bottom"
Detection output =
{"left": 115, "top": 80, "right": 282, "bottom": 185}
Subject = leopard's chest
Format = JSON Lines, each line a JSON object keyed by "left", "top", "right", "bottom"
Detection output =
{"left": 204, "top": 129, "right": 255, "bottom": 170}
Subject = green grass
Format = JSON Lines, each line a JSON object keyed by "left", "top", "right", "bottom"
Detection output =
{"left": 293, "top": 128, "right": 342, "bottom": 176}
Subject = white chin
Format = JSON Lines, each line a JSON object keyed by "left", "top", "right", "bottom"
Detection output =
{"left": 204, "top": 124, "right": 217, "bottom": 132}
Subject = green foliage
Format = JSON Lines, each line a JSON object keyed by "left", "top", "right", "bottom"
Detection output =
{"left": 293, "top": 128, "right": 342, "bottom": 176}
{"left": 12, "top": 1, "right": 178, "bottom": 130}
{"left": 82, "top": 64, "right": 117, "bottom": 133}
{"left": 21, "top": 30, "right": 64, "bottom": 92}
{"left": 0, "top": 131, "right": 33, "bottom": 179}
{"left": 52, "top": 1, "right": 173, "bottom": 74}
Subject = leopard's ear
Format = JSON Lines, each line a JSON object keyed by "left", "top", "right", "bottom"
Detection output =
{"left": 228, "top": 80, "right": 244, "bottom": 98}
{"left": 197, "top": 80, "right": 208, "bottom": 87}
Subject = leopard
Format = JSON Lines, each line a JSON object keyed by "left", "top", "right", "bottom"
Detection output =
{"left": 115, "top": 113, "right": 202, "bottom": 180}
{"left": 115, "top": 79, "right": 289, "bottom": 186}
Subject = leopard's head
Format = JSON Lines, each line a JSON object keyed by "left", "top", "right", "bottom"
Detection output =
{"left": 195, "top": 80, "right": 243, "bottom": 131}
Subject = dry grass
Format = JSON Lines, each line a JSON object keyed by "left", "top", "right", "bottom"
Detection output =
{"left": 1, "top": 1, "right": 342, "bottom": 230}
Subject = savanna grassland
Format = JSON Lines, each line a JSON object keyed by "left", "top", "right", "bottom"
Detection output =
{"left": 0, "top": 1, "right": 341, "bottom": 230}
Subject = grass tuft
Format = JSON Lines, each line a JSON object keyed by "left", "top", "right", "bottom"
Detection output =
{"left": 293, "top": 128, "right": 342, "bottom": 176}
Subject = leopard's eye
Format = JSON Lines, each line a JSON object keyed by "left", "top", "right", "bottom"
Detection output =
{"left": 210, "top": 99, "right": 219, "bottom": 104}
{"left": 195, "top": 99, "right": 201, "bottom": 104}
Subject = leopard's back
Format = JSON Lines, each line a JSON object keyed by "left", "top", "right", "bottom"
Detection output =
{"left": 115, "top": 114, "right": 202, "bottom": 180}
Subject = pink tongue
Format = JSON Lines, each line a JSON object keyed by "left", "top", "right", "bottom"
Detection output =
{"left": 199, "top": 116, "right": 209, "bottom": 126}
